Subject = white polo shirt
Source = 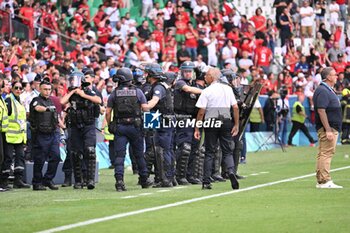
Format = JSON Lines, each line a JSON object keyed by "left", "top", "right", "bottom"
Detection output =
{"left": 196, "top": 81, "right": 237, "bottom": 119}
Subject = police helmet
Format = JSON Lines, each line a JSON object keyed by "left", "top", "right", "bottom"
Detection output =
{"left": 194, "top": 65, "right": 207, "bottom": 81}
{"left": 133, "top": 68, "right": 145, "bottom": 84}
{"left": 221, "top": 69, "right": 237, "bottom": 84}
{"left": 180, "top": 61, "right": 195, "bottom": 71}
{"left": 164, "top": 72, "right": 177, "bottom": 86}
{"left": 144, "top": 63, "right": 165, "bottom": 80}
{"left": 113, "top": 67, "right": 133, "bottom": 83}
{"left": 69, "top": 71, "right": 85, "bottom": 88}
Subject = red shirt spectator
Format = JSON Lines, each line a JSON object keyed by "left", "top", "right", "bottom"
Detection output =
{"left": 250, "top": 8, "right": 266, "bottom": 32}
{"left": 255, "top": 45, "right": 272, "bottom": 67}
{"left": 97, "top": 23, "right": 112, "bottom": 45}
{"left": 332, "top": 59, "right": 347, "bottom": 73}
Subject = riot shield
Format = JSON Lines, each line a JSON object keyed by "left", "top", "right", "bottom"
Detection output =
{"left": 238, "top": 83, "right": 263, "bottom": 140}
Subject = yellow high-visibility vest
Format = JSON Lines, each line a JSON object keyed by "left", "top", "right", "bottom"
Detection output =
{"left": 6, "top": 93, "right": 27, "bottom": 144}
{"left": 0, "top": 96, "right": 8, "bottom": 133}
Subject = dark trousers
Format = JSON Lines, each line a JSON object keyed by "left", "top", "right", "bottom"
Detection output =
{"left": 250, "top": 122, "right": 261, "bottom": 132}
{"left": 154, "top": 127, "right": 175, "bottom": 179}
{"left": 32, "top": 131, "right": 60, "bottom": 185}
{"left": 341, "top": 123, "right": 350, "bottom": 141}
{"left": 203, "top": 120, "right": 235, "bottom": 184}
{"left": 288, "top": 121, "right": 314, "bottom": 145}
{"left": 0, "top": 133, "right": 3, "bottom": 167}
{"left": 1, "top": 142, "right": 25, "bottom": 178}
{"left": 114, "top": 124, "right": 148, "bottom": 178}
{"left": 109, "top": 140, "right": 115, "bottom": 165}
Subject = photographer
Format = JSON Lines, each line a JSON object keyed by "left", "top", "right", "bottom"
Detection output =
{"left": 276, "top": 86, "right": 290, "bottom": 147}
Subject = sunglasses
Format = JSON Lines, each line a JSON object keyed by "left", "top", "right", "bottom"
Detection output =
{"left": 14, "top": 86, "right": 23, "bottom": 90}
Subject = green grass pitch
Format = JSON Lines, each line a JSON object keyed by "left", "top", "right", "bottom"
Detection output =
{"left": 1, "top": 145, "right": 350, "bottom": 233}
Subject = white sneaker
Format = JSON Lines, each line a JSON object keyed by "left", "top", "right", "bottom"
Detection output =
{"left": 316, "top": 180, "right": 343, "bottom": 189}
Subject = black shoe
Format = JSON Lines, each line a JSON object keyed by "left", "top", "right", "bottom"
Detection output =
{"left": 115, "top": 180, "right": 127, "bottom": 192}
{"left": 33, "top": 184, "right": 47, "bottom": 191}
{"left": 212, "top": 174, "right": 226, "bottom": 182}
{"left": 229, "top": 173, "right": 239, "bottom": 190}
{"left": 140, "top": 177, "right": 153, "bottom": 189}
{"left": 73, "top": 183, "right": 84, "bottom": 189}
{"left": 62, "top": 175, "right": 72, "bottom": 187}
{"left": 202, "top": 182, "right": 212, "bottom": 190}
{"left": 187, "top": 176, "right": 201, "bottom": 185}
{"left": 176, "top": 177, "right": 190, "bottom": 185}
{"left": 152, "top": 181, "right": 162, "bottom": 188}
{"left": 13, "top": 179, "right": 30, "bottom": 189}
{"left": 43, "top": 181, "right": 59, "bottom": 190}
{"left": 172, "top": 178, "right": 178, "bottom": 187}
{"left": 87, "top": 180, "right": 95, "bottom": 190}
{"left": 236, "top": 174, "right": 245, "bottom": 180}
{"left": 161, "top": 179, "right": 173, "bottom": 188}
{"left": 108, "top": 165, "right": 115, "bottom": 169}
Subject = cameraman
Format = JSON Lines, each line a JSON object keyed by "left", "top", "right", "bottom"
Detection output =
{"left": 276, "top": 86, "right": 290, "bottom": 147}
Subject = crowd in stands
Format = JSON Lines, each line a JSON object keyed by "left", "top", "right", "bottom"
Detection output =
{"left": 0, "top": 0, "right": 350, "bottom": 103}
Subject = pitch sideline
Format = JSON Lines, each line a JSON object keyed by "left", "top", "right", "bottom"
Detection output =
{"left": 37, "top": 166, "right": 350, "bottom": 233}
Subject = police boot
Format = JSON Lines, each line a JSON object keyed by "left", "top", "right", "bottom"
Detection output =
{"left": 140, "top": 176, "right": 153, "bottom": 189}
{"left": 72, "top": 152, "right": 83, "bottom": 189}
{"left": 161, "top": 178, "right": 173, "bottom": 188}
{"left": 0, "top": 177, "right": 11, "bottom": 190}
{"left": 13, "top": 176, "right": 30, "bottom": 189}
{"left": 115, "top": 177, "right": 127, "bottom": 192}
{"left": 61, "top": 173, "right": 72, "bottom": 187}
{"left": 193, "top": 146, "right": 205, "bottom": 183}
{"left": 175, "top": 143, "right": 191, "bottom": 185}
{"left": 86, "top": 147, "right": 96, "bottom": 190}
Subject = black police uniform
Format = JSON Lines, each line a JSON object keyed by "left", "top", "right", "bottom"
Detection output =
{"left": 173, "top": 79, "right": 199, "bottom": 184}
{"left": 149, "top": 81, "right": 175, "bottom": 187}
{"left": 107, "top": 83, "right": 152, "bottom": 191}
{"left": 29, "top": 94, "right": 60, "bottom": 190}
{"left": 67, "top": 88, "right": 99, "bottom": 189}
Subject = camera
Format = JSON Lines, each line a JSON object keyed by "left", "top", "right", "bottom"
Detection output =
{"left": 279, "top": 85, "right": 288, "bottom": 99}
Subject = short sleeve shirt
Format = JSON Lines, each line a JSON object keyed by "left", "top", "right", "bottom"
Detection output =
{"left": 313, "top": 83, "right": 342, "bottom": 131}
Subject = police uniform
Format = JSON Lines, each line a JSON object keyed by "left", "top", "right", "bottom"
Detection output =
{"left": 173, "top": 79, "right": 199, "bottom": 184}
{"left": 150, "top": 81, "right": 175, "bottom": 187}
{"left": 341, "top": 88, "right": 350, "bottom": 144}
{"left": 107, "top": 68, "right": 152, "bottom": 191}
{"left": 68, "top": 87, "right": 99, "bottom": 189}
{"left": 30, "top": 94, "right": 60, "bottom": 190}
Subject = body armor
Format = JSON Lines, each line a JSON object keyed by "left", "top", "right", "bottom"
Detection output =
{"left": 150, "top": 82, "right": 173, "bottom": 115}
{"left": 68, "top": 93, "right": 97, "bottom": 127}
{"left": 30, "top": 96, "right": 58, "bottom": 133}
{"left": 113, "top": 85, "right": 141, "bottom": 121}
{"left": 174, "top": 80, "right": 199, "bottom": 116}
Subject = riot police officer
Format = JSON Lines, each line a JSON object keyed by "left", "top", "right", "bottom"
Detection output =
{"left": 29, "top": 80, "right": 60, "bottom": 191}
{"left": 106, "top": 68, "right": 152, "bottom": 191}
{"left": 60, "top": 70, "right": 101, "bottom": 189}
{"left": 173, "top": 61, "right": 202, "bottom": 185}
{"left": 143, "top": 64, "right": 175, "bottom": 187}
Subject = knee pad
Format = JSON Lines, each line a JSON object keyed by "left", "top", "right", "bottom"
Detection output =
{"left": 71, "top": 151, "right": 83, "bottom": 161}
{"left": 85, "top": 147, "right": 96, "bottom": 159}
{"left": 182, "top": 142, "right": 191, "bottom": 156}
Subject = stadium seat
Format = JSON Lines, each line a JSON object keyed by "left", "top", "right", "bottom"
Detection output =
{"left": 130, "top": 6, "right": 140, "bottom": 19}
{"left": 119, "top": 8, "right": 129, "bottom": 17}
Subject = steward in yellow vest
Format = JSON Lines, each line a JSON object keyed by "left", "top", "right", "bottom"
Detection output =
{"left": 249, "top": 99, "right": 264, "bottom": 132}
{"left": 287, "top": 95, "right": 316, "bottom": 146}
{"left": 341, "top": 88, "right": 350, "bottom": 144}
{"left": 0, "top": 82, "right": 30, "bottom": 189}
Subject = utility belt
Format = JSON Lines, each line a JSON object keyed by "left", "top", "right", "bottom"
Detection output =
{"left": 116, "top": 117, "right": 140, "bottom": 125}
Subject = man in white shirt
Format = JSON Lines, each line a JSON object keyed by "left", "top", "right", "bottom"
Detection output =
{"left": 194, "top": 67, "right": 239, "bottom": 190}
{"left": 105, "top": 0, "right": 120, "bottom": 28}
{"left": 299, "top": 0, "right": 314, "bottom": 38}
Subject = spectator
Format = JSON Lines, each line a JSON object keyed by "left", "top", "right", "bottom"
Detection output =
{"left": 105, "top": 0, "right": 120, "bottom": 28}
{"left": 142, "top": 0, "right": 153, "bottom": 18}
{"left": 137, "top": 20, "right": 151, "bottom": 40}
{"left": 279, "top": 6, "right": 293, "bottom": 46}
{"left": 315, "top": 0, "right": 326, "bottom": 30}
{"left": 329, "top": 0, "right": 340, "bottom": 33}
{"left": 255, "top": 41, "right": 273, "bottom": 74}
{"left": 177, "top": 42, "right": 191, "bottom": 66}
{"left": 19, "top": 0, "right": 34, "bottom": 40}
{"left": 249, "top": 98, "right": 264, "bottom": 132}
{"left": 250, "top": 7, "right": 266, "bottom": 33}
{"left": 184, "top": 22, "right": 198, "bottom": 61}
{"left": 299, "top": 0, "right": 314, "bottom": 38}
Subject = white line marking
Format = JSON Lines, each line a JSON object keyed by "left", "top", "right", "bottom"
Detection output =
{"left": 138, "top": 193, "right": 152, "bottom": 196}
{"left": 250, "top": 173, "right": 259, "bottom": 176}
{"left": 156, "top": 189, "right": 171, "bottom": 193}
{"left": 173, "top": 186, "right": 187, "bottom": 189}
{"left": 120, "top": 196, "right": 137, "bottom": 199}
{"left": 37, "top": 166, "right": 350, "bottom": 233}
{"left": 259, "top": 171, "right": 270, "bottom": 174}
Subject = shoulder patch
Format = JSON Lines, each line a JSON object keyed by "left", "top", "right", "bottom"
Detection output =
{"left": 32, "top": 101, "right": 38, "bottom": 107}
{"left": 155, "top": 90, "right": 160, "bottom": 95}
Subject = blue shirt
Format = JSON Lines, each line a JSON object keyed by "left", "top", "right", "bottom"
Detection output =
{"left": 313, "top": 82, "right": 342, "bottom": 131}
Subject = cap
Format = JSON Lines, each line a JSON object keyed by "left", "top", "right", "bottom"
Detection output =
{"left": 338, "top": 53, "right": 344, "bottom": 58}
{"left": 106, "top": 82, "right": 114, "bottom": 87}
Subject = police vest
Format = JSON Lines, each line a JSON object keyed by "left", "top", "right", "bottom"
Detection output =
{"left": 113, "top": 86, "right": 141, "bottom": 120}
{"left": 0, "top": 97, "right": 9, "bottom": 133}
{"left": 6, "top": 94, "right": 26, "bottom": 144}
{"left": 30, "top": 96, "right": 58, "bottom": 133}
{"left": 173, "top": 80, "right": 199, "bottom": 116}
{"left": 291, "top": 101, "right": 305, "bottom": 123}
{"left": 141, "top": 82, "right": 153, "bottom": 101}
{"left": 250, "top": 108, "right": 262, "bottom": 123}
{"left": 150, "top": 82, "right": 174, "bottom": 115}
{"left": 68, "top": 93, "right": 98, "bottom": 126}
